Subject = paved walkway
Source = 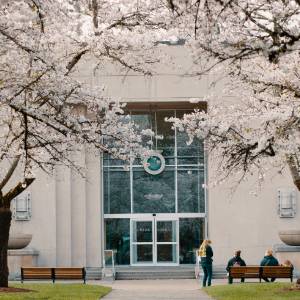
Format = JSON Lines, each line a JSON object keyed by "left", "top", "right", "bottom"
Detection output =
{"left": 97, "top": 279, "right": 212, "bottom": 300}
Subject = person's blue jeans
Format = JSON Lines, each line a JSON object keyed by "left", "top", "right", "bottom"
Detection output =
{"left": 201, "top": 263, "right": 212, "bottom": 287}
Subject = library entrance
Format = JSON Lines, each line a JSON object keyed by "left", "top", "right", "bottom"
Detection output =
{"left": 131, "top": 216, "right": 178, "bottom": 265}
{"left": 103, "top": 104, "right": 207, "bottom": 266}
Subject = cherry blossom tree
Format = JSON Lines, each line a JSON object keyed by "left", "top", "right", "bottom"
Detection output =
{"left": 0, "top": 0, "right": 176, "bottom": 287}
{"left": 168, "top": 0, "right": 300, "bottom": 189}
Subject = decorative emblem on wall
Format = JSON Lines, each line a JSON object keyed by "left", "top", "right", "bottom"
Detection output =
{"left": 143, "top": 152, "right": 166, "bottom": 175}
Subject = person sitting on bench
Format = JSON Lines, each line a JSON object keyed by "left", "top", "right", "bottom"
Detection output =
{"left": 281, "top": 259, "right": 294, "bottom": 271}
{"left": 260, "top": 249, "right": 279, "bottom": 282}
{"left": 226, "top": 250, "right": 246, "bottom": 284}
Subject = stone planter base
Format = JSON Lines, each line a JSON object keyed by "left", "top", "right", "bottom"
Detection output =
{"left": 8, "top": 234, "right": 32, "bottom": 250}
{"left": 274, "top": 244, "right": 300, "bottom": 277}
{"left": 8, "top": 248, "right": 39, "bottom": 280}
{"left": 278, "top": 230, "right": 300, "bottom": 246}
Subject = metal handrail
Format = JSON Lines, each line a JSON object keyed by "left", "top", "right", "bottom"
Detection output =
{"left": 195, "top": 249, "right": 201, "bottom": 279}
{"left": 103, "top": 250, "right": 116, "bottom": 280}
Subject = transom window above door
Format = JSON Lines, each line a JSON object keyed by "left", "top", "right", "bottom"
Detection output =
{"left": 103, "top": 108, "right": 206, "bottom": 215}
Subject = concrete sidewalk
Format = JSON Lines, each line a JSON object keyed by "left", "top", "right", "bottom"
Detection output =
{"left": 97, "top": 279, "right": 212, "bottom": 300}
{"left": 92, "top": 278, "right": 294, "bottom": 300}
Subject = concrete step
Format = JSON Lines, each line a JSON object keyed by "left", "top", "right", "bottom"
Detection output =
{"left": 202, "top": 271, "right": 227, "bottom": 279}
{"left": 86, "top": 267, "right": 102, "bottom": 280}
{"left": 116, "top": 271, "right": 195, "bottom": 280}
{"left": 197, "top": 265, "right": 227, "bottom": 279}
{"left": 115, "top": 266, "right": 195, "bottom": 280}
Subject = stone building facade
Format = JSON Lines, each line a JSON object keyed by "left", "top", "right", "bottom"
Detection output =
{"left": 9, "top": 46, "right": 300, "bottom": 275}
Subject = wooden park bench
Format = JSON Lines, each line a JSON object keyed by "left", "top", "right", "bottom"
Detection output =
{"left": 21, "top": 267, "right": 53, "bottom": 283}
{"left": 228, "top": 266, "right": 261, "bottom": 282}
{"left": 228, "top": 266, "right": 293, "bottom": 283}
{"left": 21, "top": 267, "right": 86, "bottom": 284}
{"left": 260, "top": 266, "right": 293, "bottom": 283}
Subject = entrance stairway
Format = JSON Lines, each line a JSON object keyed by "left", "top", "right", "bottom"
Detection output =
{"left": 115, "top": 265, "right": 227, "bottom": 280}
{"left": 116, "top": 266, "right": 195, "bottom": 280}
{"left": 86, "top": 267, "right": 102, "bottom": 280}
{"left": 86, "top": 265, "right": 227, "bottom": 280}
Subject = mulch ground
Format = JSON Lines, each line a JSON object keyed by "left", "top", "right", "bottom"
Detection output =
{"left": 0, "top": 287, "right": 34, "bottom": 293}
{"left": 281, "top": 284, "right": 300, "bottom": 292}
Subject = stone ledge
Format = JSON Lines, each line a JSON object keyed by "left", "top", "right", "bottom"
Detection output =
{"left": 274, "top": 244, "right": 300, "bottom": 252}
{"left": 8, "top": 248, "right": 39, "bottom": 256}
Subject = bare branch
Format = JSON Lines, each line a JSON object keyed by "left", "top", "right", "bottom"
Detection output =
{"left": 0, "top": 156, "right": 21, "bottom": 190}
{"left": 92, "top": 0, "right": 99, "bottom": 29}
{"left": 66, "top": 49, "right": 89, "bottom": 75}
{"left": 2, "top": 178, "right": 35, "bottom": 207}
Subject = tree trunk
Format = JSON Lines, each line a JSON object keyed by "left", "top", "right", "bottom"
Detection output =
{"left": 0, "top": 208, "right": 11, "bottom": 287}
{"left": 287, "top": 156, "right": 300, "bottom": 191}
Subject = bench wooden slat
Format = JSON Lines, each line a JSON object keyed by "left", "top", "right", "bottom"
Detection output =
{"left": 229, "top": 266, "right": 293, "bottom": 283}
{"left": 261, "top": 266, "right": 292, "bottom": 278}
{"left": 21, "top": 267, "right": 54, "bottom": 283}
{"left": 21, "top": 267, "right": 86, "bottom": 284}
{"left": 54, "top": 267, "right": 85, "bottom": 283}
{"left": 230, "top": 266, "right": 260, "bottom": 278}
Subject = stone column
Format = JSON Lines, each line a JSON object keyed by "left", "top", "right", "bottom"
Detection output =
{"left": 55, "top": 166, "right": 72, "bottom": 266}
{"left": 85, "top": 147, "right": 102, "bottom": 267}
{"left": 71, "top": 148, "right": 87, "bottom": 266}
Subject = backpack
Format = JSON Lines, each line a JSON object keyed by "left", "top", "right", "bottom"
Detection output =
{"left": 233, "top": 260, "right": 241, "bottom": 267}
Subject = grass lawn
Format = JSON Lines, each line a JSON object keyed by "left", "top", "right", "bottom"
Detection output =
{"left": 0, "top": 283, "right": 111, "bottom": 300}
{"left": 204, "top": 283, "right": 300, "bottom": 300}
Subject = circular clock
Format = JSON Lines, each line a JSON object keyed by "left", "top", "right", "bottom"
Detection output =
{"left": 143, "top": 152, "right": 166, "bottom": 175}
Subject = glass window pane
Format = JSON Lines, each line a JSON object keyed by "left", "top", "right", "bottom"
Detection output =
{"left": 179, "top": 218, "right": 204, "bottom": 264}
{"left": 133, "top": 221, "right": 153, "bottom": 243}
{"left": 133, "top": 167, "right": 175, "bottom": 213}
{"left": 105, "top": 219, "right": 130, "bottom": 265}
{"left": 157, "top": 221, "right": 176, "bottom": 242}
{"left": 157, "top": 244, "right": 177, "bottom": 263}
{"left": 156, "top": 110, "right": 175, "bottom": 157}
{"left": 131, "top": 112, "right": 155, "bottom": 130}
{"left": 177, "top": 155, "right": 204, "bottom": 166}
{"left": 132, "top": 244, "right": 153, "bottom": 263}
{"left": 177, "top": 168, "right": 205, "bottom": 213}
{"left": 104, "top": 168, "right": 131, "bottom": 214}
{"left": 131, "top": 112, "right": 155, "bottom": 147}
{"left": 177, "top": 137, "right": 203, "bottom": 161}
{"left": 103, "top": 153, "right": 125, "bottom": 166}
{"left": 176, "top": 110, "right": 204, "bottom": 163}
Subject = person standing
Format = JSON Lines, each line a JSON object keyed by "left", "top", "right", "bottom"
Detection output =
{"left": 260, "top": 249, "right": 279, "bottom": 282}
{"left": 226, "top": 250, "right": 246, "bottom": 284}
{"left": 199, "top": 239, "right": 213, "bottom": 287}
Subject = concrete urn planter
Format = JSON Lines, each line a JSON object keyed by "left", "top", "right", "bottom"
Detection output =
{"left": 8, "top": 233, "right": 32, "bottom": 249}
{"left": 279, "top": 230, "right": 300, "bottom": 246}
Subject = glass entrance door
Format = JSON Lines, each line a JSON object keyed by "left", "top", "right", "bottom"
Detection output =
{"left": 131, "top": 217, "right": 178, "bottom": 265}
{"left": 156, "top": 220, "right": 177, "bottom": 263}
{"left": 132, "top": 220, "right": 154, "bottom": 264}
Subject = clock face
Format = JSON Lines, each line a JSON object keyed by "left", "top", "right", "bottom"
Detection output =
{"left": 147, "top": 156, "right": 162, "bottom": 171}
{"left": 143, "top": 152, "right": 166, "bottom": 175}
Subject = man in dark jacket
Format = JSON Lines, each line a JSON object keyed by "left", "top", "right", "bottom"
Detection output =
{"left": 226, "top": 250, "right": 246, "bottom": 284}
{"left": 260, "top": 249, "right": 279, "bottom": 282}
